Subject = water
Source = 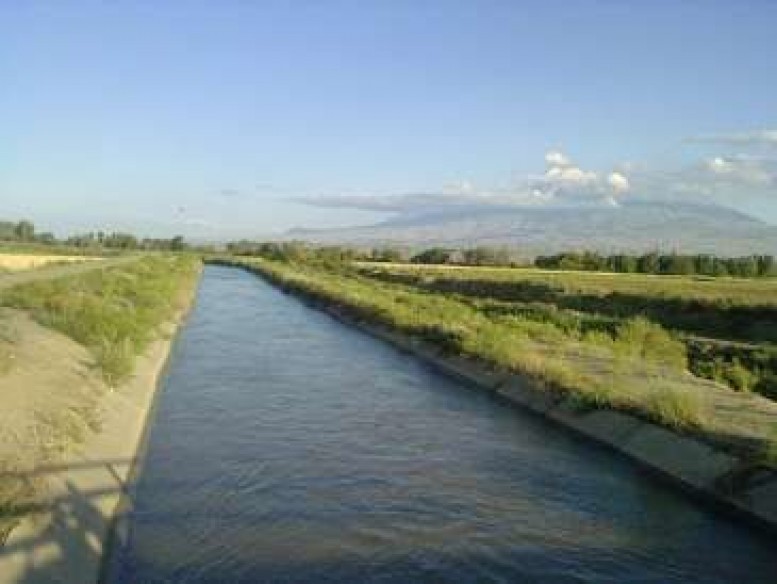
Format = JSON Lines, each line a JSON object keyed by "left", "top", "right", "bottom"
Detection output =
{"left": 110, "top": 266, "right": 776, "bottom": 583}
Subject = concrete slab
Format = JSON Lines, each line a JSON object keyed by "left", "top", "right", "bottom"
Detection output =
{"left": 621, "top": 425, "right": 737, "bottom": 490}
{"left": 744, "top": 477, "right": 777, "bottom": 525}
{"left": 427, "top": 354, "right": 507, "bottom": 390}
{"left": 548, "top": 407, "right": 643, "bottom": 445}
{"left": 496, "top": 376, "right": 557, "bottom": 413}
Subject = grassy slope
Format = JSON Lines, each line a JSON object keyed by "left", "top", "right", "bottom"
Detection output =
{"left": 0, "top": 255, "right": 200, "bottom": 540}
{"left": 224, "top": 257, "right": 776, "bottom": 464}
{"left": 0, "top": 255, "right": 200, "bottom": 385}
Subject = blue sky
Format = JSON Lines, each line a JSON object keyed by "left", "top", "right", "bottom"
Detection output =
{"left": 2, "top": 0, "right": 776, "bottom": 238}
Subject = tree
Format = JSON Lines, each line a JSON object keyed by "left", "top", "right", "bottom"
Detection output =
{"left": 665, "top": 254, "right": 695, "bottom": 275}
{"left": 103, "top": 232, "right": 138, "bottom": 249}
{"left": 756, "top": 255, "right": 775, "bottom": 277}
{"left": 411, "top": 248, "right": 453, "bottom": 265}
{"left": 170, "top": 235, "right": 185, "bottom": 251}
{"left": 461, "top": 246, "right": 511, "bottom": 266}
{"left": 35, "top": 232, "right": 56, "bottom": 245}
{"left": 14, "top": 220, "right": 35, "bottom": 241}
{"left": 371, "top": 248, "right": 404, "bottom": 262}
{"left": 638, "top": 252, "right": 660, "bottom": 274}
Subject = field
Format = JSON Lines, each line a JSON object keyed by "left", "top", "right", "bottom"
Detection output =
{"left": 355, "top": 262, "right": 777, "bottom": 308}
{"left": 219, "top": 257, "right": 777, "bottom": 465}
{"left": 357, "top": 262, "right": 777, "bottom": 399}
{"left": 0, "top": 254, "right": 99, "bottom": 272}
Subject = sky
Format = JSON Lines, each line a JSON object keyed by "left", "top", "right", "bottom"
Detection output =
{"left": 2, "top": 0, "right": 777, "bottom": 238}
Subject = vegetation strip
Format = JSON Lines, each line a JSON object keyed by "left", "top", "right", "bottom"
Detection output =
{"left": 356, "top": 262, "right": 777, "bottom": 399}
{"left": 211, "top": 257, "right": 777, "bottom": 531}
{"left": 0, "top": 255, "right": 200, "bottom": 385}
{"left": 0, "top": 255, "right": 200, "bottom": 546}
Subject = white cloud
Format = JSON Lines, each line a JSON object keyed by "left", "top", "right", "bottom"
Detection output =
{"left": 535, "top": 150, "right": 622, "bottom": 204}
{"left": 442, "top": 180, "right": 477, "bottom": 195}
{"left": 545, "top": 150, "right": 571, "bottom": 167}
{"left": 607, "top": 171, "right": 631, "bottom": 193}
{"left": 545, "top": 164, "right": 598, "bottom": 184}
{"left": 300, "top": 151, "right": 632, "bottom": 212}
{"left": 703, "top": 155, "right": 773, "bottom": 185}
{"left": 625, "top": 150, "right": 777, "bottom": 212}
{"left": 707, "top": 156, "right": 731, "bottom": 173}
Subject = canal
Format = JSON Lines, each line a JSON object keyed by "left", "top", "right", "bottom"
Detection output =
{"left": 110, "top": 266, "right": 776, "bottom": 583}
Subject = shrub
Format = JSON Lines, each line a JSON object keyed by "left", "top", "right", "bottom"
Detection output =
{"left": 721, "top": 359, "right": 759, "bottom": 392}
{"left": 614, "top": 317, "right": 687, "bottom": 370}
{"left": 93, "top": 336, "right": 135, "bottom": 386}
{"left": 645, "top": 386, "right": 706, "bottom": 429}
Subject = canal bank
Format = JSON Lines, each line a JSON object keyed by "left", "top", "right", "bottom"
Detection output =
{"left": 0, "top": 265, "right": 201, "bottom": 584}
{"left": 215, "top": 258, "right": 777, "bottom": 537}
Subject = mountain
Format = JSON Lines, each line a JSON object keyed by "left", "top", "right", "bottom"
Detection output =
{"left": 284, "top": 201, "right": 777, "bottom": 255}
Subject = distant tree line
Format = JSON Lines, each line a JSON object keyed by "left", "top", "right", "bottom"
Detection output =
{"left": 534, "top": 251, "right": 776, "bottom": 278}
{"left": 65, "top": 231, "right": 186, "bottom": 251}
{"left": 227, "top": 241, "right": 523, "bottom": 267}
{"left": 226, "top": 240, "right": 370, "bottom": 265}
{"left": 409, "top": 246, "right": 518, "bottom": 266}
{"left": 0, "top": 220, "right": 56, "bottom": 245}
{"left": 0, "top": 219, "right": 188, "bottom": 251}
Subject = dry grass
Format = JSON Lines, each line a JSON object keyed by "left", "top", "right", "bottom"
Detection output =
{"left": 0, "top": 254, "right": 100, "bottom": 272}
{"left": 0, "top": 315, "right": 16, "bottom": 376}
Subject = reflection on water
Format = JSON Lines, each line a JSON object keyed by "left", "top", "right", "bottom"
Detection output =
{"left": 110, "top": 266, "right": 776, "bottom": 583}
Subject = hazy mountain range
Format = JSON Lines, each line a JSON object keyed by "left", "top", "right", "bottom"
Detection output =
{"left": 285, "top": 201, "right": 777, "bottom": 255}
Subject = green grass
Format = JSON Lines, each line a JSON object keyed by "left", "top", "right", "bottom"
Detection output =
{"left": 357, "top": 262, "right": 777, "bottom": 399}
{"left": 0, "top": 255, "right": 200, "bottom": 385}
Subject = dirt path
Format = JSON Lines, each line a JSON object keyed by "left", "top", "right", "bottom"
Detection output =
{"left": 0, "top": 256, "right": 136, "bottom": 292}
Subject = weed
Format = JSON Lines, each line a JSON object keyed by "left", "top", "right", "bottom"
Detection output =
{"left": 645, "top": 385, "right": 707, "bottom": 429}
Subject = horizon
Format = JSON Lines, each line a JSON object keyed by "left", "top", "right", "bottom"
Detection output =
{"left": 3, "top": 1, "right": 777, "bottom": 239}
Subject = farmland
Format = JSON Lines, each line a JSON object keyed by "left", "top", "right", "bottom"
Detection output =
{"left": 357, "top": 262, "right": 777, "bottom": 399}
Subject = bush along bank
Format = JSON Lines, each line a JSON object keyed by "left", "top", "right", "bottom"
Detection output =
{"left": 211, "top": 256, "right": 777, "bottom": 534}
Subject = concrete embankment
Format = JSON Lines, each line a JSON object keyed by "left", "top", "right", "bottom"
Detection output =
{"left": 218, "top": 259, "right": 777, "bottom": 536}
{"left": 0, "top": 272, "right": 201, "bottom": 584}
